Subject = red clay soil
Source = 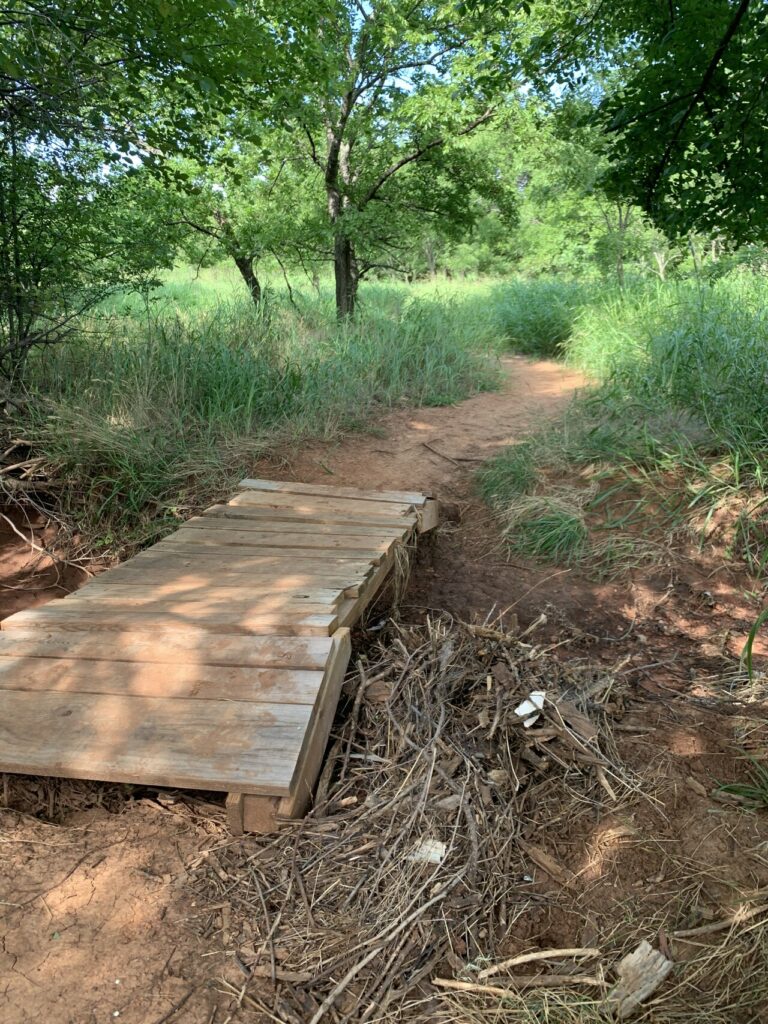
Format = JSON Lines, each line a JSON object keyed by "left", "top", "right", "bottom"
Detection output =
{"left": 0, "top": 354, "right": 766, "bottom": 1024}
{"left": 0, "top": 509, "right": 85, "bottom": 622}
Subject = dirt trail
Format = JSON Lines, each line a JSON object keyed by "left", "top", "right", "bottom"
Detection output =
{"left": 279, "top": 355, "right": 585, "bottom": 497}
{"left": 271, "top": 353, "right": 762, "bottom": 679}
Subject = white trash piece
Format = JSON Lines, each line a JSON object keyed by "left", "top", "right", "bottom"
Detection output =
{"left": 514, "top": 690, "right": 546, "bottom": 728}
{"left": 407, "top": 838, "right": 447, "bottom": 865}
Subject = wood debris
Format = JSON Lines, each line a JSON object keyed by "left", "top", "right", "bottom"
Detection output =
{"left": 186, "top": 618, "right": 641, "bottom": 1022}
{"left": 606, "top": 940, "right": 673, "bottom": 1018}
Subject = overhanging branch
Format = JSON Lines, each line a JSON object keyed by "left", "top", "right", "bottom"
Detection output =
{"left": 361, "top": 107, "right": 494, "bottom": 205}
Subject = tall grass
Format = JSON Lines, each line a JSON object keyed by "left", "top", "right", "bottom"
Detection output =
{"left": 17, "top": 275, "right": 502, "bottom": 551}
{"left": 490, "top": 278, "right": 592, "bottom": 357}
{"left": 484, "top": 271, "right": 768, "bottom": 575}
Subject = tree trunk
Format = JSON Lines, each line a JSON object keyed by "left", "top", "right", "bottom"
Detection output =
{"left": 425, "top": 238, "right": 437, "bottom": 278}
{"left": 233, "top": 255, "right": 261, "bottom": 306}
{"left": 326, "top": 119, "right": 357, "bottom": 319}
{"left": 334, "top": 232, "right": 357, "bottom": 318}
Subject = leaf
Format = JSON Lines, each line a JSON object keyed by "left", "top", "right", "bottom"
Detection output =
{"left": 0, "top": 53, "right": 24, "bottom": 78}
{"left": 741, "top": 610, "right": 768, "bottom": 682}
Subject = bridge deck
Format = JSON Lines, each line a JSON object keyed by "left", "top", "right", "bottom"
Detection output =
{"left": 0, "top": 479, "right": 437, "bottom": 831}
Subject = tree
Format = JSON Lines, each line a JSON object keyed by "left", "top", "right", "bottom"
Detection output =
{"left": 472, "top": 99, "right": 639, "bottom": 282}
{"left": 292, "top": 0, "right": 516, "bottom": 317}
{"left": 0, "top": 142, "right": 179, "bottom": 378}
{"left": 0, "top": 2, "right": 292, "bottom": 155}
{"left": 0, "top": 1, "right": 325, "bottom": 377}
{"left": 464, "top": 0, "right": 768, "bottom": 245}
{"left": 598, "top": 0, "right": 768, "bottom": 243}
{"left": 167, "top": 129, "right": 326, "bottom": 306}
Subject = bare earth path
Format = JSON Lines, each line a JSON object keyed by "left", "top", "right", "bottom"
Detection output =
{"left": 278, "top": 355, "right": 585, "bottom": 497}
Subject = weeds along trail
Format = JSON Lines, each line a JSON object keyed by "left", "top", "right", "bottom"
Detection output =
{"left": 7, "top": 278, "right": 506, "bottom": 559}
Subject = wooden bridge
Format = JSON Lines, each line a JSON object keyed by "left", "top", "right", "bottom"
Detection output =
{"left": 0, "top": 479, "right": 437, "bottom": 832}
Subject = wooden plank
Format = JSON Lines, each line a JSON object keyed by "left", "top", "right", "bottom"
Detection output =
{"left": 235, "top": 631, "right": 354, "bottom": 831}
{"left": 238, "top": 478, "right": 428, "bottom": 506}
{"left": 226, "top": 792, "right": 244, "bottom": 836}
{"left": 208, "top": 503, "right": 419, "bottom": 530}
{"left": 418, "top": 498, "right": 440, "bottom": 533}
{"left": 280, "top": 627, "right": 352, "bottom": 819}
{"left": 242, "top": 796, "right": 280, "bottom": 833}
{"left": 229, "top": 491, "right": 414, "bottom": 519}
{"left": 0, "top": 689, "right": 309, "bottom": 794}
{"left": 1, "top": 607, "right": 338, "bottom": 637}
{"left": 91, "top": 565, "right": 367, "bottom": 587}
{"left": 336, "top": 549, "right": 397, "bottom": 628}
{"left": 90, "top": 568, "right": 369, "bottom": 599}
{"left": 154, "top": 539, "right": 385, "bottom": 563}
{"left": 72, "top": 584, "right": 343, "bottom": 608}
{"left": 126, "top": 548, "right": 374, "bottom": 574}
{"left": 0, "top": 630, "right": 334, "bottom": 669}
{"left": 44, "top": 594, "right": 338, "bottom": 618}
{"left": 0, "top": 656, "right": 326, "bottom": 704}
{"left": 186, "top": 516, "right": 410, "bottom": 540}
{"left": 161, "top": 528, "right": 395, "bottom": 553}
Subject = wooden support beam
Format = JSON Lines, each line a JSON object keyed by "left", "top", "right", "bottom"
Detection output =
{"left": 418, "top": 499, "right": 440, "bottom": 533}
{"left": 226, "top": 793, "right": 244, "bottom": 836}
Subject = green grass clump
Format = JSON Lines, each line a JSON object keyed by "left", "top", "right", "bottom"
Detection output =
{"left": 499, "top": 496, "right": 588, "bottom": 565}
{"left": 478, "top": 441, "right": 538, "bottom": 500}
{"left": 17, "top": 274, "right": 502, "bottom": 553}
{"left": 719, "top": 757, "right": 768, "bottom": 810}
{"left": 492, "top": 278, "right": 592, "bottom": 357}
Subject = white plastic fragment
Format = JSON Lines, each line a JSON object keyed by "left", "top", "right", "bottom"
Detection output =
{"left": 408, "top": 839, "right": 447, "bottom": 865}
{"left": 514, "top": 690, "right": 546, "bottom": 727}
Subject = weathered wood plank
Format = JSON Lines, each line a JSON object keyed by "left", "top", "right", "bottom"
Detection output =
{"left": 89, "top": 568, "right": 369, "bottom": 599}
{"left": 336, "top": 549, "right": 398, "bottom": 628}
{"left": 281, "top": 627, "right": 352, "bottom": 819}
{"left": 0, "top": 656, "right": 325, "bottom": 704}
{"left": 242, "top": 795, "right": 280, "bottom": 832}
{"left": 126, "top": 548, "right": 374, "bottom": 574}
{"left": 0, "top": 630, "right": 334, "bottom": 669}
{"left": 40, "top": 593, "right": 337, "bottom": 618}
{"left": 0, "top": 689, "right": 309, "bottom": 794}
{"left": 229, "top": 490, "right": 414, "bottom": 518}
{"left": 186, "top": 516, "right": 410, "bottom": 540}
{"left": 72, "top": 584, "right": 342, "bottom": 609}
{"left": 418, "top": 498, "right": 440, "bottom": 533}
{"left": 238, "top": 478, "right": 428, "bottom": 506}
{"left": 226, "top": 792, "right": 245, "bottom": 835}
{"left": 208, "top": 503, "right": 419, "bottom": 530}
{"left": 154, "top": 539, "right": 385, "bottom": 563}
{"left": 161, "top": 528, "right": 395, "bottom": 553}
{"left": 1, "top": 607, "right": 338, "bottom": 637}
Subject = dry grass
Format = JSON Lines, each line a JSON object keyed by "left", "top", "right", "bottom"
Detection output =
{"left": 181, "top": 618, "right": 768, "bottom": 1023}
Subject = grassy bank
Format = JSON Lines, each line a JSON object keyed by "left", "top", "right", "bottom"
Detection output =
{"left": 482, "top": 272, "right": 768, "bottom": 576}
{"left": 14, "top": 270, "right": 502, "bottom": 554}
